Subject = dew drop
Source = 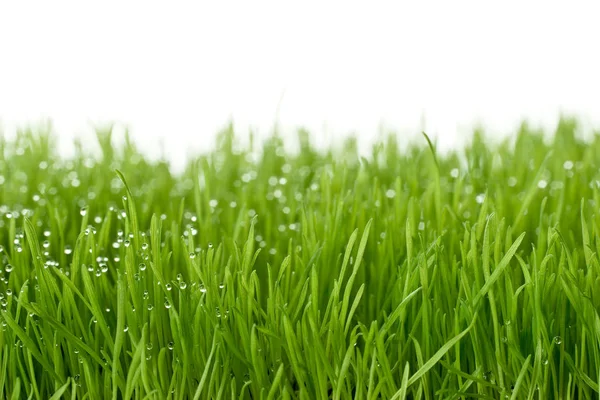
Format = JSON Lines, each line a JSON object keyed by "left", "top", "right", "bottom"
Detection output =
{"left": 168, "top": 341, "right": 174, "bottom": 350}
{"left": 139, "top": 263, "right": 147, "bottom": 271}
{"left": 164, "top": 300, "right": 171, "bottom": 309}
{"left": 5, "top": 264, "right": 13, "bottom": 273}
{"left": 80, "top": 207, "right": 87, "bottom": 216}
{"left": 554, "top": 336, "right": 562, "bottom": 345}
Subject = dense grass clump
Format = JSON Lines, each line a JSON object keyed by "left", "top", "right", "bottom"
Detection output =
{"left": 1, "top": 120, "right": 600, "bottom": 399}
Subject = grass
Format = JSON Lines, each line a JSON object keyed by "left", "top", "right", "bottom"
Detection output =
{"left": 0, "top": 118, "right": 600, "bottom": 399}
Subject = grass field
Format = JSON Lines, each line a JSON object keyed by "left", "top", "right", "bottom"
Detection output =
{"left": 1, "top": 119, "right": 600, "bottom": 399}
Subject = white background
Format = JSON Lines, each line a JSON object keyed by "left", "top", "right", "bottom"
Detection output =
{"left": 1, "top": 1, "right": 599, "bottom": 169}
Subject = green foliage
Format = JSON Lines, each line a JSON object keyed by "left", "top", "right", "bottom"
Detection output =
{"left": 0, "top": 119, "right": 600, "bottom": 398}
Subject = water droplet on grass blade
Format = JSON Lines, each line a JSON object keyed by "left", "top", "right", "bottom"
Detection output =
{"left": 5, "top": 264, "right": 13, "bottom": 272}
{"left": 164, "top": 300, "right": 171, "bottom": 309}
{"left": 554, "top": 336, "right": 562, "bottom": 345}
{"left": 168, "top": 341, "right": 174, "bottom": 350}
{"left": 80, "top": 207, "right": 87, "bottom": 216}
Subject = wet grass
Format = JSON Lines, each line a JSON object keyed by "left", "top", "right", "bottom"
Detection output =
{"left": 1, "top": 119, "right": 600, "bottom": 399}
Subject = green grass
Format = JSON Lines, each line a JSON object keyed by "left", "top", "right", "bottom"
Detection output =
{"left": 1, "top": 118, "right": 600, "bottom": 399}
